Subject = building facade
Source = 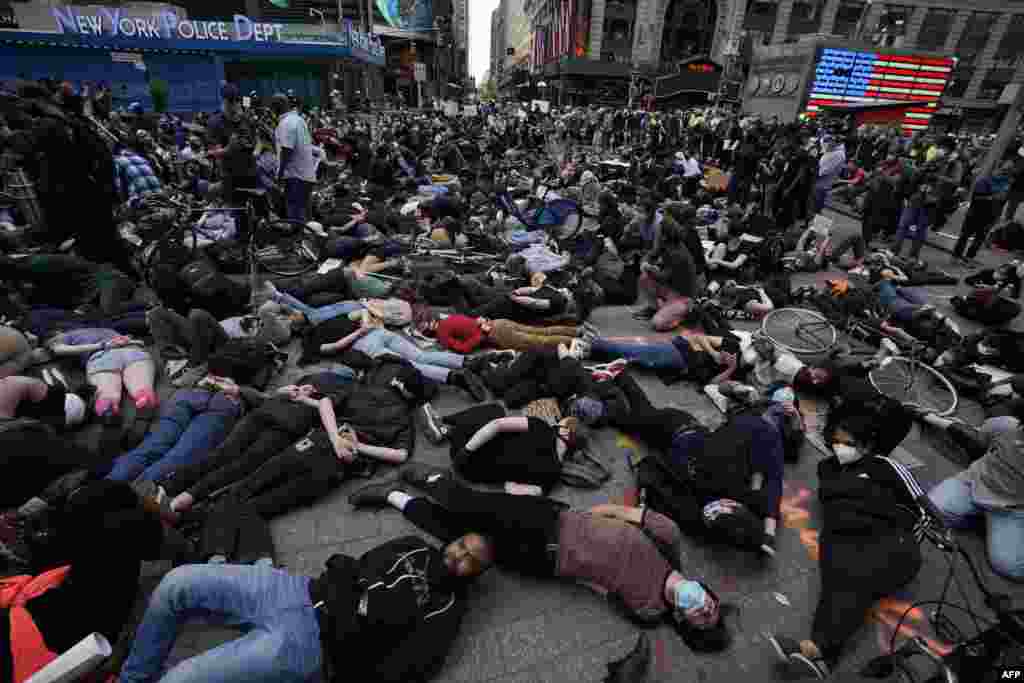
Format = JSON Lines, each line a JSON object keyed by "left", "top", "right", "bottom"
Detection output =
{"left": 516, "top": 0, "right": 1024, "bottom": 124}
{"left": 0, "top": 0, "right": 385, "bottom": 110}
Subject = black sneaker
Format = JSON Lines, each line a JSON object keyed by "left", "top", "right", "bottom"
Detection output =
{"left": 631, "top": 307, "right": 656, "bottom": 320}
{"left": 765, "top": 634, "right": 828, "bottom": 679}
{"left": 421, "top": 404, "right": 448, "bottom": 444}
{"left": 400, "top": 463, "right": 450, "bottom": 490}
{"left": 451, "top": 369, "right": 487, "bottom": 402}
{"left": 349, "top": 478, "right": 405, "bottom": 509}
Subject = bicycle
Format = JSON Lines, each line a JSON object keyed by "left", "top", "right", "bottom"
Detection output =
{"left": 860, "top": 520, "right": 1024, "bottom": 682}
{"left": 760, "top": 307, "right": 959, "bottom": 416}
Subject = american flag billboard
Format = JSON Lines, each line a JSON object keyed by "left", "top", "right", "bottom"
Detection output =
{"left": 804, "top": 48, "right": 954, "bottom": 132}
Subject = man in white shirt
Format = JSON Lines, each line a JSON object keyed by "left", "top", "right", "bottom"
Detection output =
{"left": 272, "top": 93, "right": 318, "bottom": 221}
{"left": 813, "top": 136, "right": 846, "bottom": 216}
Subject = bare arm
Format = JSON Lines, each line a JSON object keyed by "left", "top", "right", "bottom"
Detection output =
{"left": 320, "top": 326, "right": 371, "bottom": 354}
{"left": 355, "top": 440, "right": 408, "bottom": 464}
{"left": 709, "top": 352, "right": 738, "bottom": 385}
{"left": 709, "top": 253, "right": 748, "bottom": 270}
{"left": 48, "top": 342, "right": 104, "bottom": 356}
{"left": 464, "top": 416, "right": 530, "bottom": 452}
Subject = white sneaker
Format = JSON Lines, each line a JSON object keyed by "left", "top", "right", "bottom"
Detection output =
{"left": 704, "top": 384, "right": 730, "bottom": 413}
{"left": 568, "top": 339, "right": 591, "bottom": 360}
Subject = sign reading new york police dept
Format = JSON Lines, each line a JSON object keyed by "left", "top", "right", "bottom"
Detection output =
{"left": 52, "top": 5, "right": 284, "bottom": 42}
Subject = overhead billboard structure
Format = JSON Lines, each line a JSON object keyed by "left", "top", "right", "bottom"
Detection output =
{"left": 373, "top": 0, "right": 434, "bottom": 39}
{"left": 804, "top": 48, "right": 954, "bottom": 132}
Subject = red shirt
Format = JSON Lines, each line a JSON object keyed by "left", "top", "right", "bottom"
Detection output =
{"left": 436, "top": 315, "right": 483, "bottom": 354}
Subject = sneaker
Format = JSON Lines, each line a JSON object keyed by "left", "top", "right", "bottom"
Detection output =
{"left": 631, "top": 307, "right": 656, "bottom": 320}
{"left": 568, "top": 339, "right": 591, "bottom": 360}
{"left": 765, "top": 635, "right": 828, "bottom": 680}
{"left": 760, "top": 533, "right": 776, "bottom": 558}
{"left": 421, "top": 404, "right": 449, "bottom": 444}
{"left": 349, "top": 478, "right": 405, "bottom": 508}
{"left": 450, "top": 369, "right": 487, "bottom": 402}
{"left": 704, "top": 384, "right": 730, "bottom": 413}
{"left": 400, "top": 463, "right": 450, "bottom": 490}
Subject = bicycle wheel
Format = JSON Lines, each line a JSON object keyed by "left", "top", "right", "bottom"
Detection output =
{"left": 870, "top": 357, "right": 959, "bottom": 417}
{"left": 254, "top": 220, "right": 322, "bottom": 277}
{"left": 761, "top": 308, "right": 838, "bottom": 355}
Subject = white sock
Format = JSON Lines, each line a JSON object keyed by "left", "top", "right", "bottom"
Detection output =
{"left": 387, "top": 491, "right": 413, "bottom": 511}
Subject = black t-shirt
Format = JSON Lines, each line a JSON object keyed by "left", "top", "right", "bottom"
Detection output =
{"left": 663, "top": 247, "right": 697, "bottom": 297}
{"left": 453, "top": 416, "right": 562, "bottom": 492}
{"left": 255, "top": 371, "right": 352, "bottom": 432}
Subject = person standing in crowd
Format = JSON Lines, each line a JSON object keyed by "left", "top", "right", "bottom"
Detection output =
{"left": 272, "top": 93, "right": 318, "bottom": 222}
{"left": 812, "top": 136, "right": 845, "bottom": 217}
{"left": 953, "top": 161, "right": 1011, "bottom": 266}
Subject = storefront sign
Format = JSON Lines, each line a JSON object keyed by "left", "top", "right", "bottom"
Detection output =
{"left": 0, "top": 8, "right": 18, "bottom": 30}
{"left": 45, "top": 6, "right": 384, "bottom": 62}
{"left": 53, "top": 6, "right": 282, "bottom": 42}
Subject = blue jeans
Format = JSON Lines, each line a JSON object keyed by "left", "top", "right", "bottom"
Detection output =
{"left": 929, "top": 475, "right": 1024, "bottom": 581}
{"left": 106, "top": 390, "right": 241, "bottom": 483}
{"left": 272, "top": 290, "right": 364, "bottom": 326}
{"left": 284, "top": 178, "right": 313, "bottom": 223}
{"left": 590, "top": 338, "right": 686, "bottom": 371}
{"left": 119, "top": 564, "right": 321, "bottom": 683}
{"left": 354, "top": 328, "right": 463, "bottom": 382}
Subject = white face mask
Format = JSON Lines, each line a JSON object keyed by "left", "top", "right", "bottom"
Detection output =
{"left": 833, "top": 443, "right": 862, "bottom": 465}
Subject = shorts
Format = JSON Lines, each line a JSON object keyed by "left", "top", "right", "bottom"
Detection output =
{"left": 87, "top": 347, "right": 152, "bottom": 375}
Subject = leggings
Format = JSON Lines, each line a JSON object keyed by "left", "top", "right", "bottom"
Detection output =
{"left": 224, "top": 441, "right": 345, "bottom": 520}
{"left": 812, "top": 529, "right": 921, "bottom": 663}
{"left": 159, "top": 410, "right": 304, "bottom": 502}
{"left": 608, "top": 372, "right": 700, "bottom": 451}
{"left": 407, "top": 471, "right": 563, "bottom": 577}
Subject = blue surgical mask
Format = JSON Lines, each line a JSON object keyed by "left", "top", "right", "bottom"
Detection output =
{"left": 675, "top": 580, "right": 708, "bottom": 612}
{"left": 771, "top": 387, "right": 795, "bottom": 404}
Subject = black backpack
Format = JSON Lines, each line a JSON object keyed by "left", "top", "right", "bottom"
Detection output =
{"left": 178, "top": 260, "right": 249, "bottom": 320}
{"left": 208, "top": 339, "right": 283, "bottom": 388}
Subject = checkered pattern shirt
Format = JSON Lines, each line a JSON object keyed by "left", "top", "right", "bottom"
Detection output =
{"left": 114, "top": 151, "right": 161, "bottom": 200}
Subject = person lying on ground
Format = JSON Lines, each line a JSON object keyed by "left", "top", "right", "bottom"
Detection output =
{"left": 43, "top": 327, "right": 158, "bottom": 455}
{"left": 573, "top": 372, "right": 802, "bottom": 556}
{"left": 116, "top": 533, "right": 468, "bottom": 683}
{"left": 765, "top": 404, "right": 931, "bottom": 680}
{"left": 579, "top": 332, "right": 739, "bottom": 384}
{"left": 420, "top": 313, "right": 597, "bottom": 354}
{"left": 349, "top": 465, "right": 731, "bottom": 652}
{"left": 148, "top": 301, "right": 292, "bottom": 387}
{"left": 418, "top": 402, "right": 586, "bottom": 494}
{"left": 318, "top": 307, "right": 487, "bottom": 400}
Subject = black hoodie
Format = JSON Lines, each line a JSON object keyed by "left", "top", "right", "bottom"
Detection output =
{"left": 310, "top": 535, "right": 465, "bottom": 683}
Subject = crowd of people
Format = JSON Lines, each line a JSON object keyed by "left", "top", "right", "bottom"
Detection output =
{"left": 0, "top": 76, "right": 1018, "bottom": 683}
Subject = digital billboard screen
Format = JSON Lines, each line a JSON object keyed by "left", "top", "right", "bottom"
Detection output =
{"left": 804, "top": 48, "right": 954, "bottom": 132}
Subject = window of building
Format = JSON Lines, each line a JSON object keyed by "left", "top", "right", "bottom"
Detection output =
{"left": 995, "top": 14, "right": 1024, "bottom": 66}
{"left": 945, "top": 68, "right": 974, "bottom": 99}
{"left": 915, "top": 9, "right": 955, "bottom": 52}
{"left": 957, "top": 13, "right": 999, "bottom": 66}
{"left": 872, "top": 6, "right": 907, "bottom": 47}
{"left": 743, "top": 0, "right": 778, "bottom": 39}
{"left": 978, "top": 68, "right": 1014, "bottom": 100}
{"left": 787, "top": 1, "right": 825, "bottom": 37}
{"left": 832, "top": 1, "right": 866, "bottom": 38}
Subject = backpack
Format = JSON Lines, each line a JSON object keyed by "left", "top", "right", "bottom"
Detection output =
{"left": 178, "top": 260, "right": 249, "bottom": 320}
{"left": 757, "top": 236, "right": 786, "bottom": 276}
{"left": 207, "top": 339, "right": 284, "bottom": 388}
{"left": 419, "top": 270, "right": 461, "bottom": 306}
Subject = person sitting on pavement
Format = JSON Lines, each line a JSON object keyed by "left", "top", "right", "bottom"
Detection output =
{"left": 349, "top": 465, "right": 731, "bottom": 652}
{"left": 116, "top": 533, "right": 468, "bottom": 683}
{"left": 926, "top": 420, "right": 1024, "bottom": 581}
{"left": 633, "top": 214, "right": 700, "bottom": 331}
{"left": 765, "top": 404, "right": 931, "bottom": 679}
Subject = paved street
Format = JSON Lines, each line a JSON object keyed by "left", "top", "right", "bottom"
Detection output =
{"left": 145, "top": 208, "right": 1023, "bottom": 682}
